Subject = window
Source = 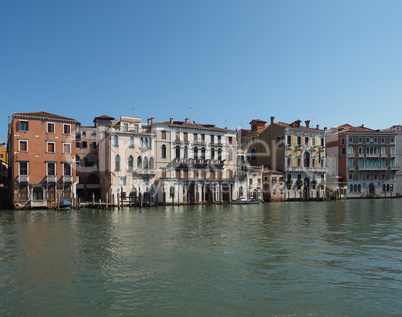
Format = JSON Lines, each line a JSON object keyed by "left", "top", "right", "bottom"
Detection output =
{"left": 91, "top": 142, "right": 97, "bottom": 149}
{"left": 143, "top": 157, "right": 149, "bottom": 169}
{"left": 47, "top": 162, "right": 56, "bottom": 175}
{"left": 349, "top": 146, "right": 353, "bottom": 155}
{"left": 82, "top": 131, "right": 86, "bottom": 136}
{"left": 287, "top": 135, "right": 292, "bottom": 145}
{"left": 341, "top": 148, "right": 345, "bottom": 155}
{"left": 161, "top": 131, "right": 167, "bottom": 140}
{"left": 47, "top": 142, "right": 55, "bottom": 153}
{"left": 321, "top": 138, "right": 325, "bottom": 146}
{"left": 381, "top": 146, "right": 385, "bottom": 155}
{"left": 82, "top": 141, "right": 87, "bottom": 148}
{"left": 391, "top": 137, "right": 395, "bottom": 143}
{"left": 349, "top": 137, "right": 353, "bottom": 143}
{"left": 115, "top": 155, "right": 120, "bottom": 171}
{"left": 137, "top": 156, "right": 142, "bottom": 169}
{"left": 119, "top": 177, "right": 126, "bottom": 185}
{"left": 391, "top": 146, "right": 395, "bottom": 155}
{"left": 161, "top": 145, "right": 167, "bottom": 158}
{"left": 19, "top": 140, "right": 28, "bottom": 152}
{"left": 114, "top": 135, "right": 118, "bottom": 147}
{"left": 358, "top": 137, "right": 363, "bottom": 143}
{"left": 249, "top": 178, "right": 253, "bottom": 186}
{"left": 201, "top": 148, "right": 206, "bottom": 159}
{"left": 229, "top": 137, "right": 232, "bottom": 144}
{"left": 194, "top": 147, "right": 198, "bottom": 159}
{"left": 19, "top": 161, "right": 28, "bottom": 175}
{"left": 297, "top": 158, "right": 301, "bottom": 167}
{"left": 287, "top": 157, "right": 291, "bottom": 167}
{"left": 373, "top": 137, "right": 378, "bottom": 144}
{"left": 63, "top": 124, "right": 71, "bottom": 135}
{"left": 124, "top": 124, "right": 128, "bottom": 132}
{"left": 64, "top": 163, "right": 71, "bottom": 176}
{"left": 63, "top": 143, "right": 71, "bottom": 154}
{"left": 272, "top": 177, "right": 277, "bottom": 184}
{"left": 149, "top": 157, "right": 154, "bottom": 169}
{"left": 19, "top": 121, "right": 28, "bottom": 131}
{"left": 76, "top": 141, "right": 80, "bottom": 148}
{"left": 184, "top": 133, "right": 188, "bottom": 142}
{"left": 341, "top": 138, "right": 345, "bottom": 145}
{"left": 297, "top": 136, "right": 301, "bottom": 145}
{"left": 128, "top": 156, "right": 134, "bottom": 171}
{"left": 135, "top": 125, "right": 139, "bottom": 133}
{"left": 184, "top": 146, "right": 188, "bottom": 159}
{"left": 33, "top": 187, "right": 43, "bottom": 201}
{"left": 312, "top": 137, "right": 316, "bottom": 146}
{"left": 229, "top": 149, "right": 233, "bottom": 161}
{"left": 47, "top": 122, "right": 55, "bottom": 133}
{"left": 218, "top": 149, "right": 222, "bottom": 160}
{"left": 130, "top": 136, "right": 134, "bottom": 148}
{"left": 175, "top": 146, "right": 180, "bottom": 159}
{"left": 366, "top": 137, "right": 370, "bottom": 143}
{"left": 305, "top": 137, "right": 309, "bottom": 145}
{"left": 211, "top": 148, "right": 215, "bottom": 159}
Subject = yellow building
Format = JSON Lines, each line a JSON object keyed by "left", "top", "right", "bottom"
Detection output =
{"left": 0, "top": 143, "right": 7, "bottom": 164}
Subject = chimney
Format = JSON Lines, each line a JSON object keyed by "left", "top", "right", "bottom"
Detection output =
{"left": 324, "top": 127, "right": 327, "bottom": 131}
{"left": 316, "top": 125, "right": 320, "bottom": 130}
{"left": 170, "top": 118, "right": 173, "bottom": 124}
{"left": 151, "top": 116, "right": 154, "bottom": 125}
{"left": 361, "top": 124, "right": 364, "bottom": 127}
{"left": 185, "top": 117, "right": 189, "bottom": 123}
{"left": 305, "top": 120, "right": 310, "bottom": 128}
{"left": 270, "top": 116, "right": 275, "bottom": 124}
{"left": 147, "top": 117, "right": 154, "bottom": 126}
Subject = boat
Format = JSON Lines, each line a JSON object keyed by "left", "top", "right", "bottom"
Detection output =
{"left": 231, "top": 198, "right": 262, "bottom": 205}
{"left": 59, "top": 200, "right": 72, "bottom": 210}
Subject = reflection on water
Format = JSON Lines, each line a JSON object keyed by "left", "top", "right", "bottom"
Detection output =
{"left": 1, "top": 200, "right": 402, "bottom": 316}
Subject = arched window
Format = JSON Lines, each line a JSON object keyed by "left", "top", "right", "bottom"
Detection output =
{"left": 128, "top": 155, "right": 134, "bottom": 171}
{"left": 391, "top": 146, "right": 395, "bottom": 155}
{"left": 358, "top": 184, "right": 361, "bottom": 192}
{"left": 148, "top": 138, "right": 152, "bottom": 149}
{"left": 184, "top": 146, "right": 188, "bottom": 159}
{"left": 137, "top": 156, "right": 142, "bottom": 169}
{"left": 218, "top": 149, "right": 222, "bottom": 160}
{"left": 201, "top": 147, "right": 206, "bottom": 159}
{"left": 161, "top": 145, "right": 166, "bottom": 158}
{"left": 143, "top": 156, "right": 149, "bottom": 169}
{"left": 211, "top": 148, "right": 215, "bottom": 160}
{"left": 358, "top": 146, "right": 363, "bottom": 154}
{"left": 303, "top": 152, "right": 310, "bottom": 167}
{"left": 149, "top": 157, "right": 154, "bottom": 169}
{"left": 115, "top": 155, "right": 120, "bottom": 171}
{"left": 239, "top": 186, "right": 243, "bottom": 196}
{"left": 229, "top": 149, "right": 233, "bottom": 161}
{"left": 350, "top": 184, "right": 353, "bottom": 192}
{"left": 176, "top": 146, "right": 180, "bottom": 159}
{"left": 381, "top": 146, "right": 385, "bottom": 154}
{"left": 349, "top": 146, "right": 353, "bottom": 155}
{"left": 354, "top": 184, "right": 357, "bottom": 192}
{"left": 194, "top": 147, "right": 198, "bottom": 159}
{"left": 130, "top": 136, "right": 134, "bottom": 148}
{"left": 114, "top": 135, "right": 118, "bottom": 147}
{"left": 140, "top": 138, "right": 143, "bottom": 148}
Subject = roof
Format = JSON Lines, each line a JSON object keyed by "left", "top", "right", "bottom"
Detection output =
{"left": 241, "top": 125, "right": 269, "bottom": 136}
{"left": 13, "top": 111, "right": 76, "bottom": 122}
{"left": 263, "top": 169, "right": 284, "bottom": 175}
{"left": 275, "top": 120, "right": 323, "bottom": 131}
{"left": 93, "top": 115, "right": 115, "bottom": 122}
{"left": 327, "top": 123, "right": 382, "bottom": 136}
{"left": 155, "top": 120, "right": 236, "bottom": 132}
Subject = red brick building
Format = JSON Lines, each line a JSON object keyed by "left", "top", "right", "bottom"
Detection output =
{"left": 8, "top": 112, "right": 77, "bottom": 209}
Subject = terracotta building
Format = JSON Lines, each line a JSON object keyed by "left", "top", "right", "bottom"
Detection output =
{"left": 7, "top": 111, "right": 77, "bottom": 209}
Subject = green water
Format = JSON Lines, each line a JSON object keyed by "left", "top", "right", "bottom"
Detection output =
{"left": 1, "top": 200, "right": 402, "bottom": 316}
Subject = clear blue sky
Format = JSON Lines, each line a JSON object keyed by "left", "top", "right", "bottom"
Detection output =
{"left": 1, "top": 0, "right": 402, "bottom": 143}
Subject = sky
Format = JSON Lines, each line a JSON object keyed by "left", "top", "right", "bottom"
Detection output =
{"left": 1, "top": 0, "right": 402, "bottom": 143}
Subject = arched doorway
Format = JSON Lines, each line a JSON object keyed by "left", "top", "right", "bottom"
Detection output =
{"left": 304, "top": 177, "right": 310, "bottom": 200}
{"left": 369, "top": 183, "right": 375, "bottom": 196}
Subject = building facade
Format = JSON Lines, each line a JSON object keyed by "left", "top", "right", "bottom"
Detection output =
{"left": 98, "top": 115, "right": 157, "bottom": 204}
{"left": 152, "top": 118, "right": 242, "bottom": 204}
{"left": 326, "top": 124, "right": 398, "bottom": 198}
{"left": 241, "top": 117, "right": 326, "bottom": 200}
{"left": 7, "top": 112, "right": 77, "bottom": 209}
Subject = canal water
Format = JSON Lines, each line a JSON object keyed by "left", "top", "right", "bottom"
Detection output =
{"left": 1, "top": 200, "right": 402, "bottom": 316}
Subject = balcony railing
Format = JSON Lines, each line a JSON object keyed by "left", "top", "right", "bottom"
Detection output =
{"left": 285, "top": 166, "right": 326, "bottom": 173}
{"left": 18, "top": 175, "right": 29, "bottom": 183}
{"left": 63, "top": 175, "right": 74, "bottom": 183}
{"left": 358, "top": 166, "right": 387, "bottom": 171}
{"left": 136, "top": 169, "right": 156, "bottom": 175}
{"left": 46, "top": 175, "right": 57, "bottom": 183}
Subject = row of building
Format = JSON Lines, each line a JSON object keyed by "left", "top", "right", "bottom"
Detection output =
{"left": 0, "top": 111, "right": 400, "bottom": 209}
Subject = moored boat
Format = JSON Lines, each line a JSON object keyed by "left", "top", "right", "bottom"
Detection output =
{"left": 231, "top": 198, "right": 262, "bottom": 205}
{"left": 59, "top": 200, "right": 72, "bottom": 210}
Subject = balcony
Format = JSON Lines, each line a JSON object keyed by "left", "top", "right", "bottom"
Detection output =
{"left": 18, "top": 175, "right": 29, "bottom": 183}
{"left": 390, "top": 165, "right": 400, "bottom": 171}
{"left": 210, "top": 159, "right": 225, "bottom": 168}
{"left": 193, "top": 140, "right": 206, "bottom": 146}
{"left": 63, "top": 175, "right": 74, "bottom": 183}
{"left": 136, "top": 169, "right": 156, "bottom": 175}
{"left": 210, "top": 141, "right": 223, "bottom": 147}
{"left": 193, "top": 158, "right": 208, "bottom": 168}
{"left": 358, "top": 166, "right": 387, "bottom": 171}
{"left": 46, "top": 175, "right": 57, "bottom": 183}
{"left": 285, "top": 166, "right": 326, "bottom": 173}
{"left": 366, "top": 153, "right": 379, "bottom": 158}
{"left": 173, "top": 158, "right": 192, "bottom": 167}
